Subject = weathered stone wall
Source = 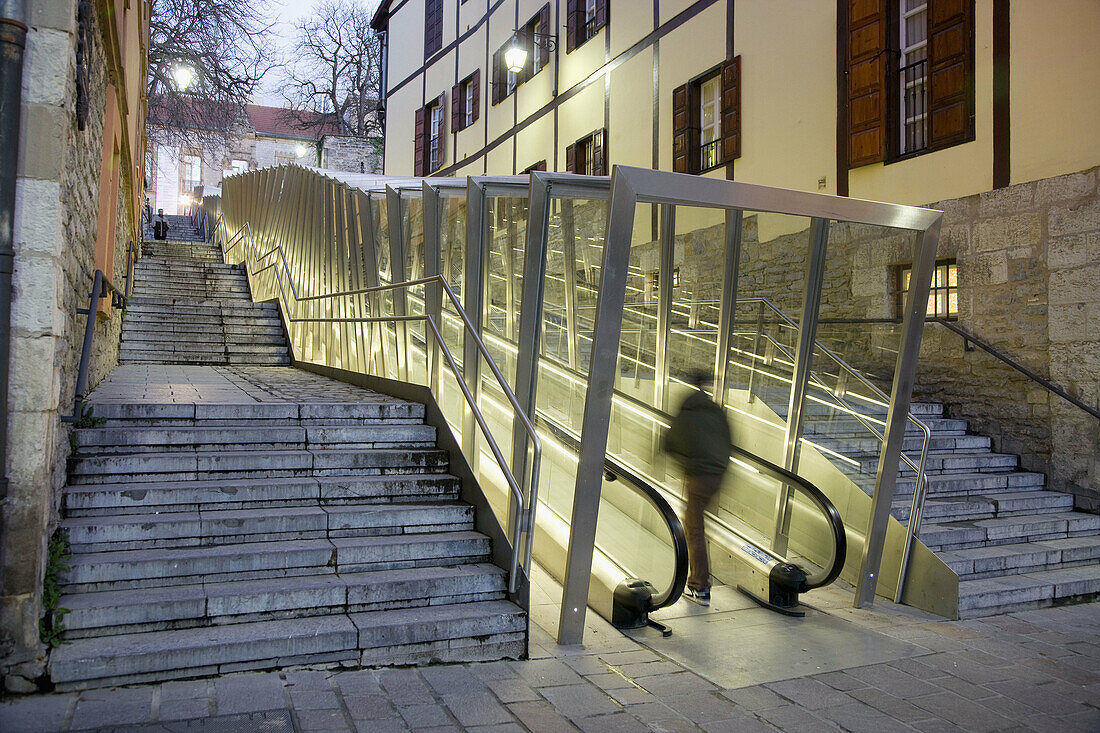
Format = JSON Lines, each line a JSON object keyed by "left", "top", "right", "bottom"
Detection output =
{"left": 321, "top": 135, "right": 383, "bottom": 174}
{"left": 2, "top": 0, "right": 129, "bottom": 688}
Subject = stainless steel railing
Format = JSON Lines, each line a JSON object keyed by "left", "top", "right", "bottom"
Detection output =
{"left": 210, "top": 214, "right": 541, "bottom": 593}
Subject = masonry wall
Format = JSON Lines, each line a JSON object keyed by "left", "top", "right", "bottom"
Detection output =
{"left": 2, "top": 0, "right": 131, "bottom": 689}
{"left": 321, "top": 136, "right": 383, "bottom": 174}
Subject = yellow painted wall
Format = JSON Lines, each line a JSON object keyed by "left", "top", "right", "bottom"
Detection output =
{"left": 734, "top": 0, "right": 837, "bottom": 195}
{"left": 387, "top": 2, "right": 426, "bottom": 85}
{"left": 609, "top": 50, "right": 654, "bottom": 169}
{"left": 659, "top": 0, "right": 699, "bottom": 26}
{"left": 515, "top": 114, "right": 556, "bottom": 172}
{"left": 1010, "top": 0, "right": 1100, "bottom": 185}
{"left": 386, "top": 85, "right": 421, "bottom": 175}
{"left": 557, "top": 83, "right": 605, "bottom": 168}
{"left": 849, "top": 0, "right": 994, "bottom": 205}
{"left": 609, "top": 0, "right": 653, "bottom": 58}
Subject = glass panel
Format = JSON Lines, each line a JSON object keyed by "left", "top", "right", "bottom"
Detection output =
{"left": 435, "top": 193, "right": 468, "bottom": 445}
{"left": 614, "top": 203, "right": 659, "bottom": 406}
{"left": 482, "top": 196, "right": 529, "bottom": 391}
{"left": 369, "top": 194, "right": 399, "bottom": 379}
{"left": 402, "top": 194, "right": 427, "bottom": 385}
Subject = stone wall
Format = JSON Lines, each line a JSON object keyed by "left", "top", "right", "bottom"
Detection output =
{"left": 321, "top": 135, "right": 383, "bottom": 174}
{"left": 2, "top": 0, "right": 129, "bottom": 688}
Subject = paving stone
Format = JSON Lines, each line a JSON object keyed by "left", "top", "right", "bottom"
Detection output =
{"left": 506, "top": 700, "right": 581, "bottom": 733}
{"left": 157, "top": 696, "right": 212, "bottom": 721}
{"left": 215, "top": 672, "right": 288, "bottom": 714}
{"left": 699, "top": 712, "right": 778, "bottom": 732}
{"left": 764, "top": 677, "right": 852, "bottom": 710}
{"left": 661, "top": 691, "right": 745, "bottom": 724}
{"left": 377, "top": 669, "right": 433, "bottom": 705}
{"left": 512, "top": 658, "right": 585, "bottom": 687}
{"left": 289, "top": 688, "right": 342, "bottom": 710}
{"left": 332, "top": 670, "right": 383, "bottom": 697}
{"left": 397, "top": 703, "right": 453, "bottom": 728}
{"left": 343, "top": 693, "right": 398, "bottom": 722}
{"left": 70, "top": 693, "right": 153, "bottom": 729}
{"left": 465, "top": 724, "right": 525, "bottom": 733}
{"left": 813, "top": 670, "right": 869, "bottom": 691}
{"left": 615, "top": 700, "right": 683, "bottom": 725}
{"left": 421, "top": 665, "right": 488, "bottom": 696}
{"left": 538, "top": 683, "right": 622, "bottom": 719}
{"left": 817, "top": 701, "right": 918, "bottom": 733}
{"left": 469, "top": 661, "right": 519, "bottom": 681}
{"left": 848, "top": 687, "right": 936, "bottom": 724}
{"left": 606, "top": 686, "right": 655, "bottom": 705}
{"left": 0, "top": 694, "right": 75, "bottom": 733}
{"left": 758, "top": 704, "right": 840, "bottom": 730}
{"left": 486, "top": 678, "right": 540, "bottom": 703}
{"left": 636, "top": 672, "right": 717, "bottom": 697}
{"left": 443, "top": 692, "right": 514, "bottom": 727}
{"left": 584, "top": 672, "right": 634, "bottom": 691}
{"left": 846, "top": 662, "right": 942, "bottom": 697}
{"left": 983, "top": 679, "right": 1094, "bottom": 716}
{"left": 295, "top": 707, "right": 350, "bottom": 731}
{"left": 909, "top": 691, "right": 1015, "bottom": 732}
{"left": 718, "top": 685, "right": 787, "bottom": 711}
{"left": 574, "top": 710, "right": 648, "bottom": 732}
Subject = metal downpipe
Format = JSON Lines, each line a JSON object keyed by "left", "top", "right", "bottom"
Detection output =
{"left": 0, "top": 0, "right": 28, "bottom": 597}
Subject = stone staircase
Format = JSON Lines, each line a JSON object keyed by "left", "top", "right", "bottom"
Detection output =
{"left": 49, "top": 225, "right": 526, "bottom": 689}
{"left": 802, "top": 401, "right": 1100, "bottom": 618}
{"left": 123, "top": 222, "right": 289, "bottom": 366}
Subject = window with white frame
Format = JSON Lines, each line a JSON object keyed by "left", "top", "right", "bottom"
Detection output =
{"left": 464, "top": 80, "right": 475, "bottom": 126}
{"left": 899, "top": 0, "right": 928, "bottom": 155}
{"left": 181, "top": 154, "right": 201, "bottom": 194}
{"left": 699, "top": 74, "right": 722, "bottom": 171}
{"left": 429, "top": 101, "right": 443, "bottom": 171}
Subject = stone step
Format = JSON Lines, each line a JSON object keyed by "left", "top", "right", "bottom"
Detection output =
{"left": 119, "top": 344, "right": 290, "bottom": 358}
{"left": 62, "top": 502, "right": 475, "bottom": 552}
{"left": 63, "top": 474, "right": 462, "bottom": 517}
{"left": 133, "top": 287, "right": 252, "bottom": 298}
{"left": 119, "top": 354, "right": 292, "bottom": 366}
{"left": 891, "top": 490, "right": 1075, "bottom": 523}
{"left": 90, "top": 402, "right": 424, "bottom": 425}
{"left": 135, "top": 263, "right": 240, "bottom": 275}
{"left": 851, "top": 451, "right": 1019, "bottom": 476}
{"left": 957, "top": 563, "right": 1100, "bottom": 618}
{"left": 69, "top": 447, "right": 448, "bottom": 483}
{"left": 123, "top": 317, "right": 284, "bottom": 331}
{"left": 60, "top": 563, "right": 509, "bottom": 638}
{"left": 121, "top": 324, "right": 286, "bottom": 338}
{"left": 48, "top": 599, "right": 524, "bottom": 690}
{"left": 801, "top": 416, "right": 969, "bottom": 437}
{"left": 811, "top": 433, "right": 992, "bottom": 455}
{"left": 918, "top": 512, "right": 1100, "bottom": 552}
{"left": 893, "top": 471, "right": 1046, "bottom": 498}
{"left": 126, "top": 301, "right": 277, "bottom": 315}
{"left": 73, "top": 424, "right": 436, "bottom": 454}
{"left": 121, "top": 332, "right": 287, "bottom": 347}
{"left": 939, "top": 536, "right": 1100, "bottom": 581}
{"left": 63, "top": 531, "right": 491, "bottom": 592}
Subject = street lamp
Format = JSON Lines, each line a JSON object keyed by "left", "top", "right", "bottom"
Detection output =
{"left": 172, "top": 64, "right": 194, "bottom": 91}
{"left": 504, "top": 33, "right": 527, "bottom": 74}
{"left": 295, "top": 144, "right": 308, "bottom": 159}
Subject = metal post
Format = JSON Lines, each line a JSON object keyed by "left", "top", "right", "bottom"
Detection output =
{"left": 462, "top": 180, "right": 489, "bottom": 474}
{"left": 856, "top": 220, "right": 942, "bottom": 607}
{"left": 423, "top": 182, "right": 443, "bottom": 394}
{"left": 561, "top": 198, "right": 579, "bottom": 370}
{"left": 772, "top": 217, "right": 829, "bottom": 556}
{"left": 386, "top": 186, "right": 409, "bottom": 381}
{"left": 558, "top": 170, "right": 635, "bottom": 645}
{"left": 654, "top": 204, "right": 675, "bottom": 412}
{"left": 713, "top": 210, "right": 743, "bottom": 400}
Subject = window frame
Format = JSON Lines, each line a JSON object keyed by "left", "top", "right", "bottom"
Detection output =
{"left": 464, "top": 79, "right": 475, "bottom": 127}
{"left": 697, "top": 71, "right": 723, "bottom": 173}
{"left": 897, "top": 259, "right": 957, "bottom": 319}
{"left": 897, "top": 0, "right": 930, "bottom": 159}
{"left": 428, "top": 100, "right": 443, "bottom": 173}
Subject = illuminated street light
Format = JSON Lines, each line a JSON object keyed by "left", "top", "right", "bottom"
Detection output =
{"left": 295, "top": 144, "right": 308, "bottom": 158}
{"left": 172, "top": 65, "right": 195, "bottom": 91}
{"left": 505, "top": 34, "right": 527, "bottom": 74}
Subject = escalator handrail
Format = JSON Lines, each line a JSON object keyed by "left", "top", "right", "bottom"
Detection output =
{"left": 729, "top": 444, "right": 847, "bottom": 590}
{"left": 534, "top": 415, "right": 689, "bottom": 611}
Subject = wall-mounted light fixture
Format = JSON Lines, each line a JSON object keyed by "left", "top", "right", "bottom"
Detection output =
{"left": 504, "top": 29, "right": 558, "bottom": 74}
{"left": 295, "top": 144, "right": 308, "bottom": 159}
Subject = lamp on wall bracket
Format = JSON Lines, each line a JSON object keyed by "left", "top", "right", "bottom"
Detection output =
{"left": 504, "top": 30, "right": 558, "bottom": 74}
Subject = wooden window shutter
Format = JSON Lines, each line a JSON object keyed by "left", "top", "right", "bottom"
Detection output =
{"left": 592, "top": 129, "right": 607, "bottom": 176}
{"left": 425, "top": 0, "right": 443, "bottom": 57}
{"left": 927, "top": 0, "right": 974, "bottom": 150}
{"left": 538, "top": 4, "right": 551, "bottom": 59}
{"left": 451, "top": 83, "right": 463, "bottom": 132}
{"left": 566, "top": 0, "right": 578, "bottom": 52}
{"left": 414, "top": 106, "right": 426, "bottom": 177}
{"left": 491, "top": 50, "right": 503, "bottom": 105}
{"left": 846, "top": 0, "right": 887, "bottom": 167}
{"left": 594, "top": 0, "right": 608, "bottom": 32}
{"left": 672, "top": 83, "right": 692, "bottom": 173}
{"left": 565, "top": 143, "right": 577, "bottom": 174}
{"left": 471, "top": 70, "right": 480, "bottom": 122}
{"left": 721, "top": 55, "right": 742, "bottom": 163}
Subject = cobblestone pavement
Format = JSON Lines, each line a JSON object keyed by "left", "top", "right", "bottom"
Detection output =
{"left": 2, "top": 571, "right": 1098, "bottom": 732}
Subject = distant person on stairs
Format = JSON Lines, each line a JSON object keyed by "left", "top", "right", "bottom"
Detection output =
{"left": 665, "top": 369, "right": 732, "bottom": 607}
{"left": 153, "top": 209, "right": 170, "bottom": 240}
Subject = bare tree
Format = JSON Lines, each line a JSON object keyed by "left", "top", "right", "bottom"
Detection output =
{"left": 283, "top": 0, "right": 383, "bottom": 139}
{"left": 147, "top": 0, "right": 276, "bottom": 145}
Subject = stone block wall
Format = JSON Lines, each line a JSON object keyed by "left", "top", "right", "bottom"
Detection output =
{"left": 2, "top": 0, "right": 129, "bottom": 688}
{"left": 321, "top": 135, "right": 383, "bottom": 174}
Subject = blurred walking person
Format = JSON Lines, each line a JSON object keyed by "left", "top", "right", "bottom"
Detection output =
{"left": 665, "top": 370, "right": 732, "bottom": 606}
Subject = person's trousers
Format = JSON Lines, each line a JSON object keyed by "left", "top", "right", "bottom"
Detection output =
{"left": 684, "top": 472, "right": 723, "bottom": 592}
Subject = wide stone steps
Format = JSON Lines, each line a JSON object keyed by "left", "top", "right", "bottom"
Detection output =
{"left": 121, "top": 332, "right": 287, "bottom": 347}
{"left": 890, "top": 490, "right": 1075, "bottom": 523}
{"left": 957, "top": 564, "right": 1100, "bottom": 618}
{"left": 48, "top": 599, "right": 525, "bottom": 690}
{"left": 119, "top": 353, "right": 291, "bottom": 366}
{"left": 63, "top": 475, "right": 462, "bottom": 517}
{"left": 917, "top": 512, "right": 1100, "bottom": 552}
{"left": 62, "top": 532, "right": 492, "bottom": 592}
{"left": 68, "top": 447, "right": 450, "bottom": 483}
{"left": 847, "top": 450, "right": 1019, "bottom": 476}
{"left": 90, "top": 401, "right": 425, "bottom": 425}
{"left": 61, "top": 502, "right": 474, "bottom": 552}
{"left": 940, "top": 536, "right": 1100, "bottom": 581}
{"left": 59, "top": 563, "right": 509, "bottom": 639}
{"left": 892, "top": 470, "right": 1046, "bottom": 498}
{"left": 72, "top": 424, "right": 437, "bottom": 454}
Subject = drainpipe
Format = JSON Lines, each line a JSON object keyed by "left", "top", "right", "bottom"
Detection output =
{"left": 0, "top": 0, "right": 27, "bottom": 596}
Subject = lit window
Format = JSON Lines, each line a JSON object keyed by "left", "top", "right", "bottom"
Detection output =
{"left": 181, "top": 154, "right": 201, "bottom": 194}
{"left": 899, "top": 260, "right": 957, "bottom": 318}
{"left": 465, "top": 82, "right": 475, "bottom": 126}
{"left": 899, "top": 0, "right": 928, "bottom": 155}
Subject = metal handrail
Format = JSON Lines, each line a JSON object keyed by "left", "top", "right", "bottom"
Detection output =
{"left": 63, "top": 269, "right": 126, "bottom": 423}
{"left": 212, "top": 217, "right": 542, "bottom": 593}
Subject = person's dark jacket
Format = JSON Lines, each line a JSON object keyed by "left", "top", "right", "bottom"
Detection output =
{"left": 153, "top": 216, "right": 170, "bottom": 239}
{"left": 666, "top": 389, "right": 732, "bottom": 475}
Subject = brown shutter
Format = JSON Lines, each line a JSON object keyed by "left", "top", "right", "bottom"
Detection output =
{"left": 565, "top": 142, "right": 577, "bottom": 174}
{"left": 672, "top": 83, "right": 691, "bottom": 173}
{"left": 846, "top": 0, "right": 887, "bottom": 167}
{"left": 595, "top": 0, "right": 608, "bottom": 32}
{"left": 566, "top": 0, "right": 578, "bottom": 52}
{"left": 425, "top": 0, "right": 443, "bottom": 57}
{"left": 451, "top": 83, "right": 463, "bottom": 132}
{"left": 538, "top": 4, "right": 551, "bottom": 59}
{"left": 928, "top": 0, "right": 974, "bottom": 150}
{"left": 721, "top": 55, "right": 742, "bottom": 163}
{"left": 471, "top": 70, "right": 480, "bottom": 122}
{"left": 592, "top": 129, "right": 606, "bottom": 176}
{"left": 492, "top": 50, "right": 503, "bottom": 104}
{"left": 414, "top": 106, "right": 425, "bottom": 176}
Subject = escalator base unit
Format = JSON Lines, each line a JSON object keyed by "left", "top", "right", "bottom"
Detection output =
{"left": 732, "top": 542, "right": 810, "bottom": 617}
{"left": 612, "top": 578, "right": 660, "bottom": 630}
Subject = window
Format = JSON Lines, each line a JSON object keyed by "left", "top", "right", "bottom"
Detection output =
{"left": 181, "top": 154, "right": 201, "bottom": 194}
{"left": 899, "top": 1, "right": 929, "bottom": 155}
{"left": 452, "top": 71, "right": 480, "bottom": 131}
{"left": 845, "top": 0, "right": 974, "bottom": 167}
{"left": 522, "top": 160, "right": 547, "bottom": 173}
{"left": 897, "top": 260, "right": 957, "bottom": 318}
{"left": 414, "top": 93, "right": 446, "bottom": 176}
{"left": 645, "top": 267, "right": 681, "bottom": 299}
{"left": 566, "top": 129, "right": 606, "bottom": 175}
{"left": 672, "top": 57, "right": 741, "bottom": 174}
{"left": 566, "top": 0, "right": 607, "bottom": 52}
{"left": 424, "top": 0, "right": 443, "bottom": 58}
{"left": 522, "top": 6, "right": 550, "bottom": 79}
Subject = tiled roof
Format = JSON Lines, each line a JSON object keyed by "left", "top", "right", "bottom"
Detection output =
{"left": 246, "top": 105, "right": 343, "bottom": 140}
